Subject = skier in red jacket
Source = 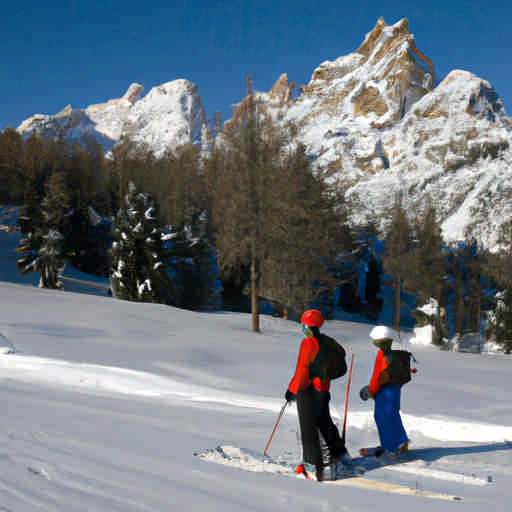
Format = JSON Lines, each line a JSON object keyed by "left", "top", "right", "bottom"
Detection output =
{"left": 359, "top": 325, "right": 409, "bottom": 457}
{"left": 286, "top": 309, "right": 350, "bottom": 481}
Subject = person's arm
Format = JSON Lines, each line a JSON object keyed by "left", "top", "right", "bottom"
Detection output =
{"left": 368, "top": 349, "right": 386, "bottom": 395}
{"left": 287, "top": 337, "right": 318, "bottom": 394}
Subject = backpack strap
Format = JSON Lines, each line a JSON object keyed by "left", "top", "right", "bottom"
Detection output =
{"left": 308, "top": 335, "right": 328, "bottom": 382}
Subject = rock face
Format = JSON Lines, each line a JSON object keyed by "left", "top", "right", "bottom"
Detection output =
{"left": 303, "top": 18, "right": 433, "bottom": 127}
{"left": 17, "top": 80, "right": 207, "bottom": 156}
{"left": 276, "top": 17, "right": 512, "bottom": 250}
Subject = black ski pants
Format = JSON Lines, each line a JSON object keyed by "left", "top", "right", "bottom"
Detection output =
{"left": 296, "top": 386, "right": 346, "bottom": 467}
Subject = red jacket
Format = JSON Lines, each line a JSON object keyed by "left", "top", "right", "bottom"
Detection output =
{"left": 288, "top": 336, "right": 331, "bottom": 394}
{"left": 369, "top": 349, "right": 390, "bottom": 396}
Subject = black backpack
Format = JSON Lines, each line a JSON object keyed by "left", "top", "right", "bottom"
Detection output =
{"left": 309, "top": 334, "right": 347, "bottom": 381}
{"left": 382, "top": 350, "right": 417, "bottom": 386}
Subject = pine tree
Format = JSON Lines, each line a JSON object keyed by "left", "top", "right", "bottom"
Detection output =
{"left": 446, "top": 240, "right": 485, "bottom": 347}
{"left": 0, "top": 127, "right": 25, "bottom": 203}
{"left": 110, "top": 183, "right": 173, "bottom": 304}
{"left": 410, "top": 198, "right": 447, "bottom": 344}
{"left": 411, "top": 198, "right": 445, "bottom": 303}
{"left": 65, "top": 207, "right": 112, "bottom": 277}
{"left": 484, "top": 220, "right": 512, "bottom": 352}
{"left": 17, "top": 167, "right": 70, "bottom": 289}
{"left": 383, "top": 195, "right": 414, "bottom": 331}
{"left": 164, "top": 222, "right": 223, "bottom": 311}
{"left": 485, "top": 289, "right": 512, "bottom": 354}
{"left": 38, "top": 167, "right": 71, "bottom": 288}
{"left": 38, "top": 228, "right": 65, "bottom": 289}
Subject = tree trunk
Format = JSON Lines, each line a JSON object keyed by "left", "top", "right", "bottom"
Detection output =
{"left": 393, "top": 276, "right": 401, "bottom": 332}
{"left": 455, "top": 292, "right": 465, "bottom": 335}
{"left": 251, "top": 248, "right": 260, "bottom": 333}
{"left": 472, "top": 274, "right": 481, "bottom": 334}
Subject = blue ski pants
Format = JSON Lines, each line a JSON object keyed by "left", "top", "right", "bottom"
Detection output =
{"left": 374, "top": 384, "right": 408, "bottom": 453}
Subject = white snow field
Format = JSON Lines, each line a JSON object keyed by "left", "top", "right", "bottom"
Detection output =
{"left": 0, "top": 231, "right": 511, "bottom": 510}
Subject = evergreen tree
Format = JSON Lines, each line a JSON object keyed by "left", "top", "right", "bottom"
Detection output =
{"left": 16, "top": 229, "right": 43, "bottom": 278}
{"left": 65, "top": 207, "right": 112, "bottom": 277}
{"left": 484, "top": 220, "right": 512, "bottom": 352}
{"left": 17, "top": 167, "right": 71, "bottom": 289}
{"left": 485, "top": 289, "right": 512, "bottom": 354}
{"left": 446, "top": 240, "right": 485, "bottom": 340}
{"left": 164, "top": 222, "right": 223, "bottom": 311}
{"left": 411, "top": 198, "right": 446, "bottom": 304}
{"left": 383, "top": 195, "right": 414, "bottom": 331}
{"left": 16, "top": 177, "right": 45, "bottom": 280}
{"left": 38, "top": 229, "right": 66, "bottom": 289}
{"left": 0, "top": 127, "right": 24, "bottom": 203}
{"left": 38, "top": 167, "right": 71, "bottom": 288}
{"left": 410, "top": 198, "right": 447, "bottom": 343}
{"left": 110, "top": 183, "right": 173, "bottom": 304}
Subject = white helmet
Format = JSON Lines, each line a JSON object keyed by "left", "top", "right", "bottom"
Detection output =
{"left": 369, "top": 325, "right": 395, "bottom": 342}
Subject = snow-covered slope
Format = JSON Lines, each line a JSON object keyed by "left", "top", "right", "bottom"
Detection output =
{"left": 0, "top": 217, "right": 511, "bottom": 510}
{"left": 17, "top": 79, "right": 207, "bottom": 156}
{"left": 0, "top": 277, "right": 511, "bottom": 511}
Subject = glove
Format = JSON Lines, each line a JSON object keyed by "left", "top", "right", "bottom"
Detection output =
{"left": 359, "top": 385, "right": 373, "bottom": 401}
{"left": 285, "top": 390, "right": 296, "bottom": 402}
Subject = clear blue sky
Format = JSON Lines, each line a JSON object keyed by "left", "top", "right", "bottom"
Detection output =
{"left": 1, "top": 1, "right": 511, "bottom": 132}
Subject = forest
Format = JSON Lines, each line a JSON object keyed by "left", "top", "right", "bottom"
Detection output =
{"left": 1, "top": 83, "right": 511, "bottom": 353}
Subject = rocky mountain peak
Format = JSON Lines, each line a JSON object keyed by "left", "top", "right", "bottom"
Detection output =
{"left": 122, "top": 83, "right": 144, "bottom": 104}
{"left": 356, "top": 17, "right": 410, "bottom": 59}
{"left": 268, "top": 73, "right": 295, "bottom": 104}
{"left": 301, "top": 17, "right": 434, "bottom": 129}
{"left": 276, "top": 18, "right": 512, "bottom": 250}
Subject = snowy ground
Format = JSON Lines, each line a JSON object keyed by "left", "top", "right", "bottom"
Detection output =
{"left": 0, "top": 228, "right": 511, "bottom": 511}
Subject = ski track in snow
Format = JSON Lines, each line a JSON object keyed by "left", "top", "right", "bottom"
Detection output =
{"left": 1, "top": 353, "right": 511, "bottom": 446}
{"left": 2, "top": 427, "right": 170, "bottom": 512}
{"left": 381, "top": 460, "right": 489, "bottom": 486}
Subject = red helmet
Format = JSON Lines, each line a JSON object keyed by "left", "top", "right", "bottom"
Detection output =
{"left": 301, "top": 309, "right": 324, "bottom": 327}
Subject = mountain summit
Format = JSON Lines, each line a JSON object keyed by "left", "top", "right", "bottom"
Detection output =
{"left": 17, "top": 79, "right": 207, "bottom": 156}
{"left": 304, "top": 17, "right": 434, "bottom": 126}
{"left": 276, "top": 17, "right": 511, "bottom": 250}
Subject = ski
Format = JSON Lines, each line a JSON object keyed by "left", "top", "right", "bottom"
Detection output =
{"left": 295, "top": 454, "right": 462, "bottom": 500}
{"left": 326, "top": 475, "right": 462, "bottom": 501}
{"left": 296, "top": 463, "right": 462, "bottom": 500}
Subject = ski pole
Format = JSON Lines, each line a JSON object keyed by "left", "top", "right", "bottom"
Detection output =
{"left": 341, "top": 354, "right": 355, "bottom": 440}
{"left": 263, "top": 400, "right": 288, "bottom": 456}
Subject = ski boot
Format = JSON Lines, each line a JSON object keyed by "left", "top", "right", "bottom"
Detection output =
{"left": 398, "top": 441, "right": 409, "bottom": 453}
{"left": 331, "top": 452, "right": 364, "bottom": 479}
{"left": 359, "top": 446, "right": 385, "bottom": 458}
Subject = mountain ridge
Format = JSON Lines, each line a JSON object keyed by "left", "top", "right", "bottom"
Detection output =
{"left": 15, "top": 17, "right": 512, "bottom": 250}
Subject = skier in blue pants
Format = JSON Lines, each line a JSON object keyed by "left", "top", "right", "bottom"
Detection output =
{"left": 360, "top": 326, "right": 409, "bottom": 455}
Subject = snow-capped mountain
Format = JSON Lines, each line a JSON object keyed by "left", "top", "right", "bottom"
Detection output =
{"left": 261, "top": 18, "right": 512, "bottom": 250}
{"left": 17, "top": 79, "right": 207, "bottom": 156}
{"left": 15, "top": 17, "right": 512, "bottom": 250}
